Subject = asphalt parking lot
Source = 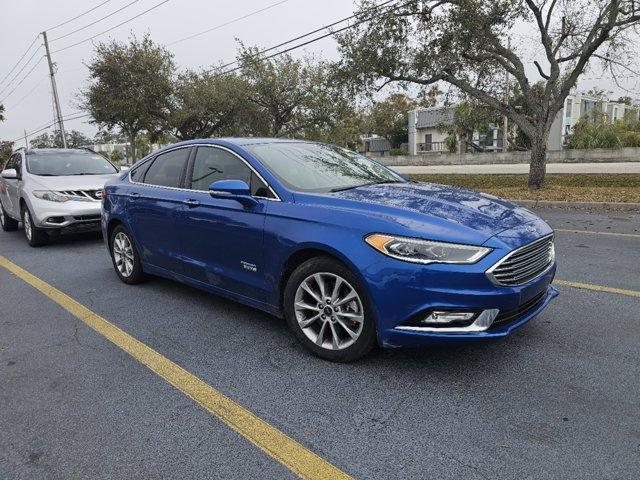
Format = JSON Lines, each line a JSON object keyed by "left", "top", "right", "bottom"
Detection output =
{"left": 1, "top": 208, "right": 639, "bottom": 480}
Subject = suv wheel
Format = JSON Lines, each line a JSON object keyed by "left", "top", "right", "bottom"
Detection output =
{"left": 22, "top": 206, "right": 48, "bottom": 247}
{"left": 110, "top": 225, "right": 145, "bottom": 284}
{"left": 0, "top": 203, "right": 19, "bottom": 231}
{"left": 284, "top": 257, "right": 377, "bottom": 362}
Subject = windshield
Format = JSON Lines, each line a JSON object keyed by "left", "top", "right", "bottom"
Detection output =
{"left": 26, "top": 151, "right": 118, "bottom": 176}
{"left": 245, "top": 143, "right": 405, "bottom": 193}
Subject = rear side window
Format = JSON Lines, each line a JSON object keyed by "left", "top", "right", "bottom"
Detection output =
{"left": 190, "top": 147, "right": 251, "bottom": 191}
{"left": 129, "top": 160, "right": 152, "bottom": 183}
{"left": 143, "top": 148, "right": 190, "bottom": 188}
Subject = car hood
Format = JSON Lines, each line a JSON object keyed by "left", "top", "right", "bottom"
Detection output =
{"left": 323, "top": 182, "right": 542, "bottom": 242}
{"left": 28, "top": 173, "right": 118, "bottom": 191}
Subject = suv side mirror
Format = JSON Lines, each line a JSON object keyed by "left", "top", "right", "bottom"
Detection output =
{"left": 1, "top": 169, "right": 18, "bottom": 180}
{"left": 209, "top": 179, "right": 258, "bottom": 207}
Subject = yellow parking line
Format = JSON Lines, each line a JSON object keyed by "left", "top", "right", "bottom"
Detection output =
{"left": 555, "top": 228, "right": 640, "bottom": 238}
{"left": 0, "top": 256, "right": 352, "bottom": 480}
{"left": 554, "top": 279, "right": 640, "bottom": 298}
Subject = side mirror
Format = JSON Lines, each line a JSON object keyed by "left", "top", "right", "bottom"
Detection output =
{"left": 1, "top": 169, "right": 18, "bottom": 180}
{"left": 209, "top": 179, "right": 258, "bottom": 207}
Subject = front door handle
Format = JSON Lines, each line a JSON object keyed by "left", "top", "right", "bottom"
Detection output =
{"left": 183, "top": 199, "right": 200, "bottom": 208}
{"left": 129, "top": 192, "right": 140, "bottom": 200}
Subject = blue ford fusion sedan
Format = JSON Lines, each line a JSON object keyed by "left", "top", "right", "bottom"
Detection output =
{"left": 101, "top": 138, "right": 557, "bottom": 361}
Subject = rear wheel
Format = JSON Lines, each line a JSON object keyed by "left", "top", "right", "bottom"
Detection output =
{"left": 110, "top": 225, "right": 145, "bottom": 284}
{"left": 0, "top": 202, "right": 18, "bottom": 231}
{"left": 284, "top": 257, "right": 377, "bottom": 362}
{"left": 22, "top": 206, "right": 48, "bottom": 247}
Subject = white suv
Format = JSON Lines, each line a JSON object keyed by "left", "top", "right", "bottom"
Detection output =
{"left": 0, "top": 148, "right": 121, "bottom": 246}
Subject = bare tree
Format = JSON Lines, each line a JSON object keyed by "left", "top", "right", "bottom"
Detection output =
{"left": 337, "top": 0, "right": 640, "bottom": 188}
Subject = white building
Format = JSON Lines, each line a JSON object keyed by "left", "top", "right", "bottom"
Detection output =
{"left": 548, "top": 93, "right": 640, "bottom": 150}
{"left": 409, "top": 95, "right": 640, "bottom": 155}
{"left": 408, "top": 106, "right": 503, "bottom": 155}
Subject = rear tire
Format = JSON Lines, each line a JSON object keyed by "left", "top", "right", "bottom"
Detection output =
{"left": 22, "top": 205, "right": 48, "bottom": 247}
{"left": 284, "top": 256, "right": 377, "bottom": 362}
{"left": 0, "top": 202, "right": 18, "bottom": 231}
{"left": 110, "top": 225, "right": 145, "bottom": 284}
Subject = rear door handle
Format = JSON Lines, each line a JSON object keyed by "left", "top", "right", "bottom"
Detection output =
{"left": 183, "top": 199, "right": 200, "bottom": 208}
{"left": 129, "top": 192, "right": 140, "bottom": 200}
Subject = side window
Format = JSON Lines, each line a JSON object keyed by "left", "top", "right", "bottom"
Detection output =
{"left": 143, "top": 148, "right": 190, "bottom": 188}
{"left": 129, "top": 159, "right": 153, "bottom": 183}
{"left": 190, "top": 147, "right": 251, "bottom": 191}
{"left": 14, "top": 154, "right": 22, "bottom": 177}
{"left": 250, "top": 173, "right": 273, "bottom": 198}
{"left": 3, "top": 154, "right": 16, "bottom": 171}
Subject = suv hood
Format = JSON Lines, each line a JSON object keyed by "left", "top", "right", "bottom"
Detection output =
{"left": 29, "top": 173, "right": 118, "bottom": 191}
{"left": 326, "top": 182, "right": 541, "bottom": 240}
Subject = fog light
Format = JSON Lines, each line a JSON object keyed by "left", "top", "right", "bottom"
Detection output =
{"left": 46, "top": 216, "right": 65, "bottom": 224}
{"left": 423, "top": 311, "right": 476, "bottom": 324}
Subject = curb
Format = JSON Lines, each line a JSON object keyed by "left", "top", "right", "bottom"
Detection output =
{"left": 512, "top": 199, "right": 640, "bottom": 212}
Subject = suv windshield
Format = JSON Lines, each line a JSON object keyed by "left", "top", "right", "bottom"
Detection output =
{"left": 245, "top": 143, "right": 405, "bottom": 193}
{"left": 26, "top": 151, "right": 118, "bottom": 176}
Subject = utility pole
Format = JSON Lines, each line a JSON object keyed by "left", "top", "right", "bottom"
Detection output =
{"left": 24, "top": 130, "right": 28, "bottom": 148}
{"left": 42, "top": 31, "right": 67, "bottom": 148}
{"left": 503, "top": 37, "right": 510, "bottom": 153}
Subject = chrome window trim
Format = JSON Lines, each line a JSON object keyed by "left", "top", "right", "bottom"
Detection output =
{"left": 128, "top": 144, "right": 281, "bottom": 202}
{"left": 486, "top": 233, "right": 555, "bottom": 286}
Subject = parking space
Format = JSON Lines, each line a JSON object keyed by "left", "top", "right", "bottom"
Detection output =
{"left": 1, "top": 208, "right": 639, "bottom": 479}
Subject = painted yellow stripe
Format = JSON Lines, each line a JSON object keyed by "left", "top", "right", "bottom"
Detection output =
{"left": 555, "top": 279, "right": 640, "bottom": 298}
{"left": 0, "top": 256, "right": 352, "bottom": 480}
{"left": 555, "top": 228, "right": 640, "bottom": 238}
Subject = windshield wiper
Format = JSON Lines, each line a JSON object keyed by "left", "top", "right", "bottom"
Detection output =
{"left": 330, "top": 180, "right": 403, "bottom": 193}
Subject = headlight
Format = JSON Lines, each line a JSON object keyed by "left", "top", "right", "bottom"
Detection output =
{"left": 365, "top": 233, "right": 491, "bottom": 265}
{"left": 32, "top": 190, "right": 70, "bottom": 203}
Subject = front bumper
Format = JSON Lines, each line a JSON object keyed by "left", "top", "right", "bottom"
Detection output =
{"left": 28, "top": 196, "right": 102, "bottom": 229}
{"left": 381, "top": 284, "right": 558, "bottom": 347}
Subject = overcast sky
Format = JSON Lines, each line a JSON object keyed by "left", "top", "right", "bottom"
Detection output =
{"left": 0, "top": 0, "right": 637, "bottom": 144}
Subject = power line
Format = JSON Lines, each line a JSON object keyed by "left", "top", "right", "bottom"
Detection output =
{"left": 168, "top": 0, "right": 291, "bottom": 47}
{"left": 210, "top": 0, "right": 397, "bottom": 74}
{"left": 52, "top": 0, "right": 171, "bottom": 54}
{"left": 51, "top": 0, "right": 140, "bottom": 42}
{"left": 0, "top": 35, "right": 40, "bottom": 90}
{"left": 5, "top": 76, "right": 47, "bottom": 112}
{"left": 12, "top": 112, "right": 91, "bottom": 143}
{"left": 217, "top": 0, "right": 402, "bottom": 76}
{"left": 46, "top": 0, "right": 114, "bottom": 32}
{"left": 0, "top": 56, "right": 45, "bottom": 104}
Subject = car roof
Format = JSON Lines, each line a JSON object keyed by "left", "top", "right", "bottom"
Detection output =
{"left": 170, "top": 137, "right": 312, "bottom": 148}
{"left": 25, "top": 148, "right": 93, "bottom": 155}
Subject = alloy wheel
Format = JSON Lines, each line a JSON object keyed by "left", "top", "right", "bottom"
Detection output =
{"left": 113, "top": 232, "right": 135, "bottom": 277}
{"left": 294, "top": 272, "right": 364, "bottom": 350}
{"left": 23, "top": 210, "right": 32, "bottom": 240}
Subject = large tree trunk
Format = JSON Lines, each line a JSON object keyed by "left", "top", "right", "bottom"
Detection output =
{"left": 528, "top": 132, "right": 548, "bottom": 189}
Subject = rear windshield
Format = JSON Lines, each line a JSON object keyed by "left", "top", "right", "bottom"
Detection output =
{"left": 26, "top": 151, "right": 118, "bottom": 176}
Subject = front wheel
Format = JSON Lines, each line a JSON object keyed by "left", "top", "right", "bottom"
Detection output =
{"left": 284, "top": 257, "right": 377, "bottom": 362}
{"left": 22, "top": 206, "right": 48, "bottom": 247}
{"left": 0, "top": 202, "right": 19, "bottom": 231}
{"left": 110, "top": 225, "right": 145, "bottom": 284}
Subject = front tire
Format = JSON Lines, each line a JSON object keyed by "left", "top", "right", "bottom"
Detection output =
{"left": 0, "top": 202, "right": 19, "bottom": 231}
{"left": 284, "top": 256, "right": 377, "bottom": 362}
{"left": 22, "top": 206, "right": 48, "bottom": 247}
{"left": 110, "top": 225, "right": 145, "bottom": 284}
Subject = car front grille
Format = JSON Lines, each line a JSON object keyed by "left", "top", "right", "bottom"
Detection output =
{"left": 488, "top": 234, "right": 554, "bottom": 286}
{"left": 57, "top": 190, "right": 102, "bottom": 201}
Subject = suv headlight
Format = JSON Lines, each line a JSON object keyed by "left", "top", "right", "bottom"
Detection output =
{"left": 365, "top": 233, "right": 491, "bottom": 265}
{"left": 32, "top": 190, "right": 70, "bottom": 203}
